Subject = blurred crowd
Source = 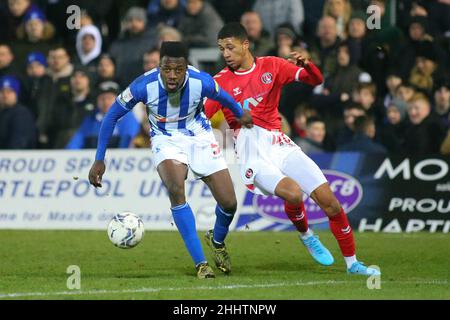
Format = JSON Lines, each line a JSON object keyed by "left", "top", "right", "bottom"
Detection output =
{"left": 0, "top": 0, "right": 449, "bottom": 156}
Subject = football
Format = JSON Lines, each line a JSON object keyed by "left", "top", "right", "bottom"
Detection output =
{"left": 107, "top": 212, "right": 145, "bottom": 249}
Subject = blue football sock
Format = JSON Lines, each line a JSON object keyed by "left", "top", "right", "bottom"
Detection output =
{"left": 171, "top": 203, "right": 206, "bottom": 266}
{"left": 213, "top": 204, "right": 235, "bottom": 245}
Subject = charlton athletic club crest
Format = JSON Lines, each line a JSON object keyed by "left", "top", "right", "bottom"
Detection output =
{"left": 261, "top": 72, "right": 273, "bottom": 84}
{"left": 245, "top": 168, "right": 254, "bottom": 179}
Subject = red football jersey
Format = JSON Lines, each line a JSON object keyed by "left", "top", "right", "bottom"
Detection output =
{"left": 205, "top": 56, "right": 323, "bottom": 130}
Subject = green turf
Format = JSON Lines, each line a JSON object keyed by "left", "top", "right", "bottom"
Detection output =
{"left": 0, "top": 230, "right": 448, "bottom": 299}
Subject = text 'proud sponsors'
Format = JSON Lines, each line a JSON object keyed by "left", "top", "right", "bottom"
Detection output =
{"left": 1, "top": 151, "right": 448, "bottom": 233}
{"left": 0, "top": 150, "right": 223, "bottom": 230}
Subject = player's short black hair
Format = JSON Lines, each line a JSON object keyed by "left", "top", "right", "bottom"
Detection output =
{"left": 217, "top": 22, "right": 248, "bottom": 41}
{"left": 160, "top": 41, "right": 188, "bottom": 61}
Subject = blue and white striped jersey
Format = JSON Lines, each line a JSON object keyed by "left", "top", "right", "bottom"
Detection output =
{"left": 116, "top": 65, "right": 242, "bottom": 137}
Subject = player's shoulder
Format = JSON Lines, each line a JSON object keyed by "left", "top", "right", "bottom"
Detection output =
{"left": 257, "top": 55, "right": 287, "bottom": 67}
{"left": 187, "top": 65, "right": 211, "bottom": 80}
{"left": 131, "top": 68, "right": 159, "bottom": 88}
{"left": 212, "top": 67, "right": 231, "bottom": 83}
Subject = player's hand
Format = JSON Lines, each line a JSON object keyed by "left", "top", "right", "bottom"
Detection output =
{"left": 238, "top": 109, "right": 253, "bottom": 128}
{"left": 89, "top": 160, "right": 105, "bottom": 188}
{"left": 288, "top": 51, "right": 308, "bottom": 67}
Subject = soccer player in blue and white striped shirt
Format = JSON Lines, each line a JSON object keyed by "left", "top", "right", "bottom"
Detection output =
{"left": 89, "top": 41, "right": 253, "bottom": 278}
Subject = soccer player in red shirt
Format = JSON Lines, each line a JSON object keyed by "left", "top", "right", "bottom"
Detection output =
{"left": 205, "top": 23, "right": 380, "bottom": 276}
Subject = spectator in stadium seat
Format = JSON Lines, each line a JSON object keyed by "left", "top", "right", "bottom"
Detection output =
{"left": 335, "top": 103, "right": 366, "bottom": 146}
{"left": 380, "top": 99, "right": 408, "bottom": 153}
{"left": 66, "top": 81, "right": 140, "bottom": 150}
{"left": 48, "top": 68, "right": 96, "bottom": 149}
{"left": 395, "top": 82, "right": 416, "bottom": 103}
{"left": 338, "top": 115, "right": 387, "bottom": 153}
{"left": 383, "top": 71, "right": 403, "bottom": 110}
{"left": 360, "top": 0, "right": 404, "bottom": 97}
{"left": 322, "top": 42, "right": 363, "bottom": 106}
{"left": 322, "top": 0, "right": 353, "bottom": 40}
{"left": 253, "top": 0, "right": 304, "bottom": 37}
{"left": 95, "top": 54, "right": 122, "bottom": 89}
{"left": 209, "top": 0, "right": 256, "bottom": 23}
{"left": 147, "top": 0, "right": 186, "bottom": 29}
{"left": 74, "top": 25, "right": 103, "bottom": 76}
{"left": 409, "top": 40, "right": 446, "bottom": 97}
{"left": 109, "top": 7, "right": 157, "bottom": 85}
{"left": 309, "top": 16, "right": 341, "bottom": 78}
{"left": 433, "top": 81, "right": 450, "bottom": 127}
{"left": 0, "top": 75, "right": 36, "bottom": 149}
{"left": 0, "top": 43, "right": 20, "bottom": 78}
{"left": 35, "top": 46, "right": 73, "bottom": 148}
{"left": 178, "top": 0, "right": 223, "bottom": 48}
{"left": 393, "top": 16, "right": 432, "bottom": 81}
{"left": 267, "top": 23, "right": 301, "bottom": 59}
{"left": 291, "top": 104, "right": 318, "bottom": 141}
{"left": 346, "top": 11, "right": 367, "bottom": 65}
{"left": 351, "top": 82, "right": 385, "bottom": 125}
{"left": 0, "top": 0, "right": 39, "bottom": 42}
{"left": 143, "top": 48, "right": 160, "bottom": 72}
{"left": 240, "top": 11, "right": 273, "bottom": 57}
{"left": 12, "top": 8, "right": 56, "bottom": 73}
{"left": 402, "top": 93, "right": 447, "bottom": 155}
{"left": 296, "top": 116, "right": 327, "bottom": 154}
{"left": 22, "top": 51, "right": 47, "bottom": 118}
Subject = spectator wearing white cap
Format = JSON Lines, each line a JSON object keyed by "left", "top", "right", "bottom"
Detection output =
{"left": 74, "top": 25, "right": 103, "bottom": 76}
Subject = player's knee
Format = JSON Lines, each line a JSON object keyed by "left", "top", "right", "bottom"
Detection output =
{"left": 284, "top": 188, "right": 303, "bottom": 205}
{"left": 220, "top": 199, "right": 237, "bottom": 215}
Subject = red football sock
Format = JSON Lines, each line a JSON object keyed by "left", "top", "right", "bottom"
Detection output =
{"left": 284, "top": 201, "right": 309, "bottom": 233}
{"left": 328, "top": 208, "right": 355, "bottom": 257}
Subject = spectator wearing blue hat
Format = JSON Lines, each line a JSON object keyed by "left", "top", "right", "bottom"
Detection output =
{"left": 22, "top": 51, "right": 47, "bottom": 118}
{"left": 12, "top": 8, "right": 57, "bottom": 73}
{"left": 0, "top": 75, "right": 36, "bottom": 149}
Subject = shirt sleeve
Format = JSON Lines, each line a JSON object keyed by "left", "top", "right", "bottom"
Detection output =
{"left": 201, "top": 73, "right": 243, "bottom": 118}
{"left": 95, "top": 102, "right": 129, "bottom": 160}
{"left": 274, "top": 56, "right": 323, "bottom": 86}
{"left": 273, "top": 56, "right": 304, "bottom": 85}
{"left": 116, "top": 75, "right": 146, "bottom": 110}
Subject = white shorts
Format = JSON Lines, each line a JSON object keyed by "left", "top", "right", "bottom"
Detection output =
{"left": 235, "top": 126, "right": 327, "bottom": 196}
{"left": 151, "top": 131, "right": 227, "bottom": 179}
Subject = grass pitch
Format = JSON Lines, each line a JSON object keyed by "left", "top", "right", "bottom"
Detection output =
{"left": 0, "top": 230, "right": 448, "bottom": 300}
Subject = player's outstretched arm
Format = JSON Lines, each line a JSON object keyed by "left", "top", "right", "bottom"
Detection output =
{"left": 288, "top": 51, "right": 324, "bottom": 86}
{"left": 204, "top": 75, "right": 253, "bottom": 128}
{"left": 88, "top": 101, "right": 128, "bottom": 188}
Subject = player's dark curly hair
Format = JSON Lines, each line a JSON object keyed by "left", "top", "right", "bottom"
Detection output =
{"left": 160, "top": 41, "right": 188, "bottom": 60}
{"left": 217, "top": 22, "right": 248, "bottom": 41}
